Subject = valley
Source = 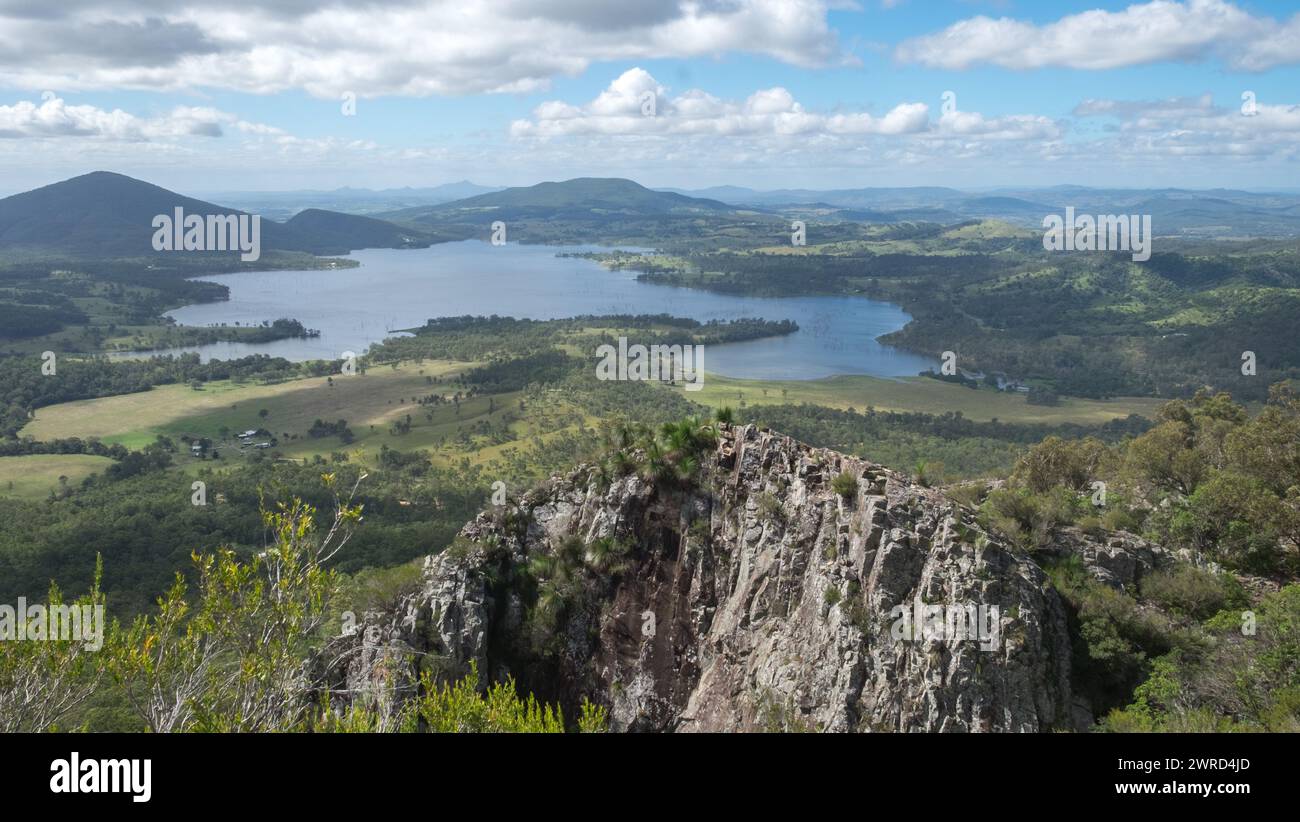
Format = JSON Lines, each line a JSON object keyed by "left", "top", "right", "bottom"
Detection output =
{"left": 1, "top": 171, "right": 1297, "bottom": 739}
{"left": 5, "top": 0, "right": 1300, "bottom": 790}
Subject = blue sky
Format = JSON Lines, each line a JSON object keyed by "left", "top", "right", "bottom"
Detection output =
{"left": 0, "top": 0, "right": 1297, "bottom": 192}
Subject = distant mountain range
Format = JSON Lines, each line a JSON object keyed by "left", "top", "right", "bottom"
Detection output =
{"left": 3, "top": 171, "right": 1299, "bottom": 262}
{"left": 661, "top": 184, "right": 1300, "bottom": 237}
{"left": 195, "top": 181, "right": 503, "bottom": 221}
{"left": 0, "top": 173, "right": 747, "bottom": 259}
{"left": 660, "top": 185, "right": 966, "bottom": 210}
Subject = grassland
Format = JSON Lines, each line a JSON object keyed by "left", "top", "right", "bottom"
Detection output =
{"left": 678, "top": 373, "right": 1163, "bottom": 424}
{"left": 22, "top": 360, "right": 472, "bottom": 449}
{"left": 22, "top": 355, "right": 1163, "bottom": 478}
{"left": 17, "top": 358, "right": 604, "bottom": 474}
{"left": 0, "top": 454, "right": 115, "bottom": 499}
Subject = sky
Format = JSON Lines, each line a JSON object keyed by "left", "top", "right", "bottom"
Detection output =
{"left": 0, "top": 0, "right": 1298, "bottom": 193}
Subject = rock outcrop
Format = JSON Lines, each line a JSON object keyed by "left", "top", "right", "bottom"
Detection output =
{"left": 325, "top": 424, "right": 1165, "bottom": 732}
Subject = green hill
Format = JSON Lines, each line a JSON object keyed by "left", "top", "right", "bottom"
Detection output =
{"left": 0, "top": 171, "right": 432, "bottom": 258}
{"left": 386, "top": 177, "right": 736, "bottom": 224}
{"left": 282, "top": 208, "right": 435, "bottom": 253}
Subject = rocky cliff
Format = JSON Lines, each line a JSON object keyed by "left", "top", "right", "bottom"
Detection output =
{"left": 324, "top": 423, "right": 1174, "bottom": 732}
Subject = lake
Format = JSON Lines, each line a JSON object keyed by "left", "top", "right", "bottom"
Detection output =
{"left": 143, "top": 241, "right": 936, "bottom": 381}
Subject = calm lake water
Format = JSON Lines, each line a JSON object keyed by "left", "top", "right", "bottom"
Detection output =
{"left": 142, "top": 241, "right": 935, "bottom": 381}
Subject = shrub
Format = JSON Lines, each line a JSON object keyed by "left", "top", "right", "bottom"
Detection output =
{"left": 946, "top": 482, "right": 986, "bottom": 508}
{"left": 1140, "top": 565, "right": 1243, "bottom": 622}
{"left": 831, "top": 471, "right": 858, "bottom": 499}
{"left": 1048, "top": 556, "right": 1181, "bottom": 716}
{"left": 981, "top": 486, "right": 1079, "bottom": 550}
{"left": 1013, "top": 436, "right": 1109, "bottom": 493}
{"left": 339, "top": 558, "right": 425, "bottom": 614}
{"left": 1076, "top": 515, "right": 1105, "bottom": 538}
{"left": 414, "top": 662, "right": 607, "bottom": 733}
{"left": 1102, "top": 505, "right": 1143, "bottom": 533}
{"left": 756, "top": 492, "right": 784, "bottom": 523}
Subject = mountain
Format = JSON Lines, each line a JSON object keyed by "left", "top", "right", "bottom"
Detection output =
{"left": 445, "top": 177, "right": 732, "bottom": 213}
{"left": 387, "top": 177, "right": 735, "bottom": 225}
{"left": 657, "top": 184, "right": 765, "bottom": 202}
{"left": 415, "top": 180, "right": 505, "bottom": 202}
{"left": 0, "top": 171, "right": 284, "bottom": 257}
{"left": 958, "top": 196, "right": 1053, "bottom": 217}
{"left": 0, "top": 171, "right": 435, "bottom": 258}
{"left": 196, "top": 181, "right": 503, "bottom": 220}
{"left": 964, "top": 188, "right": 1300, "bottom": 236}
{"left": 325, "top": 423, "right": 1175, "bottom": 732}
{"left": 282, "top": 208, "right": 433, "bottom": 253}
{"left": 660, "top": 184, "right": 1300, "bottom": 237}
{"left": 664, "top": 185, "right": 967, "bottom": 209}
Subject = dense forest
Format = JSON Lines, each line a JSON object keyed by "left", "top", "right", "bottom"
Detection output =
{"left": 619, "top": 238, "right": 1300, "bottom": 401}
{"left": 3, "top": 383, "right": 1297, "bottom": 732}
{"left": 2, "top": 229, "right": 1299, "bottom": 735}
{"left": 960, "top": 384, "right": 1300, "bottom": 730}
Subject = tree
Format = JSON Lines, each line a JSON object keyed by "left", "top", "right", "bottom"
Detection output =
{"left": 1013, "top": 436, "right": 1109, "bottom": 494}
{"left": 0, "top": 559, "right": 107, "bottom": 732}
{"left": 107, "top": 475, "right": 363, "bottom": 732}
{"left": 412, "top": 662, "right": 607, "bottom": 733}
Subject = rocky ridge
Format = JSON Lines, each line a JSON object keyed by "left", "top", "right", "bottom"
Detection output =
{"left": 324, "top": 423, "right": 1175, "bottom": 732}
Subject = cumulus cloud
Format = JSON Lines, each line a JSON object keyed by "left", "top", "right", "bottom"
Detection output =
{"left": 935, "top": 110, "right": 1060, "bottom": 140}
{"left": 895, "top": 0, "right": 1300, "bottom": 72}
{"left": 0, "top": 95, "right": 304, "bottom": 143}
{"left": 0, "top": 97, "right": 230, "bottom": 140}
{"left": 1074, "top": 93, "right": 1300, "bottom": 131}
{"left": 500, "top": 72, "right": 1300, "bottom": 184}
{"left": 0, "top": 0, "right": 850, "bottom": 96}
{"left": 4, "top": 73, "right": 1296, "bottom": 191}
{"left": 509, "top": 68, "right": 1056, "bottom": 143}
{"left": 1069, "top": 93, "right": 1300, "bottom": 161}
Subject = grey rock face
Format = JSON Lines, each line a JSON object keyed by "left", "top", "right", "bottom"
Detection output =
{"left": 1040, "top": 528, "right": 1170, "bottom": 592}
{"left": 324, "top": 424, "right": 1159, "bottom": 732}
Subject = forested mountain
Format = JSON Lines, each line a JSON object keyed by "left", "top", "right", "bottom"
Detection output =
{"left": 387, "top": 177, "right": 736, "bottom": 223}
{"left": 0, "top": 172, "right": 436, "bottom": 257}
{"left": 665, "top": 184, "right": 1300, "bottom": 238}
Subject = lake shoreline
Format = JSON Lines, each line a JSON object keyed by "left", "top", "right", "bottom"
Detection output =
{"left": 111, "top": 240, "right": 937, "bottom": 381}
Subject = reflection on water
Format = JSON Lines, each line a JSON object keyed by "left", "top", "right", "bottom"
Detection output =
{"left": 115, "top": 241, "right": 936, "bottom": 381}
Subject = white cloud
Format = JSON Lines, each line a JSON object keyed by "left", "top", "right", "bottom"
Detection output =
{"left": 0, "top": 0, "right": 850, "bottom": 97}
{"left": 825, "top": 103, "right": 929, "bottom": 135}
{"left": 935, "top": 110, "right": 1060, "bottom": 140}
{"left": 0, "top": 98, "right": 143, "bottom": 140}
{"left": 2, "top": 83, "right": 1295, "bottom": 193}
{"left": 895, "top": 0, "right": 1300, "bottom": 71}
{"left": 0, "top": 96, "right": 271, "bottom": 140}
{"left": 499, "top": 74, "right": 1300, "bottom": 187}
{"left": 1071, "top": 93, "right": 1300, "bottom": 160}
{"left": 0, "top": 95, "right": 383, "bottom": 160}
{"left": 510, "top": 68, "right": 1057, "bottom": 142}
